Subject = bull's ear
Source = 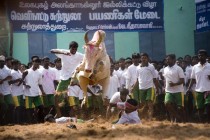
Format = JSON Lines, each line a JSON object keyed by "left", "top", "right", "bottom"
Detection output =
{"left": 84, "top": 30, "right": 90, "bottom": 44}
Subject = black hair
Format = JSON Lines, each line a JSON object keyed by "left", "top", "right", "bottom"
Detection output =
{"left": 69, "top": 41, "right": 78, "bottom": 49}
{"left": 166, "top": 54, "right": 176, "bottom": 60}
{"left": 125, "top": 59, "right": 132, "bottom": 63}
{"left": 11, "top": 59, "right": 19, "bottom": 65}
{"left": 43, "top": 56, "right": 50, "bottom": 61}
{"left": 120, "top": 88, "right": 129, "bottom": 96}
{"left": 198, "top": 49, "right": 208, "bottom": 56}
{"left": 32, "top": 57, "right": 41, "bottom": 63}
{"left": 119, "top": 57, "right": 125, "bottom": 62}
{"left": 184, "top": 55, "right": 191, "bottom": 59}
{"left": 31, "top": 55, "right": 39, "bottom": 61}
{"left": 132, "top": 53, "right": 140, "bottom": 59}
{"left": 140, "top": 52, "right": 149, "bottom": 58}
{"left": 126, "top": 99, "right": 138, "bottom": 107}
{"left": 54, "top": 58, "right": 61, "bottom": 63}
{"left": 126, "top": 57, "right": 132, "bottom": 60}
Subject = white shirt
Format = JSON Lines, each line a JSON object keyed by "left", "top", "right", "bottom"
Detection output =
{"left": 0, "top": 66, "right": 11, "bottom": 95}
{"left": 67, "top": 85, "right": 83, "bottom": 98}
{"left": 39, "top": 67, "right": 56, "bottom": 95}
{"left": 126, "top": 64, "right": 139, "bottom": 91}
{"left": 191, "top": 62, "right": 210, "bottom": 92}
{"left": 110, "top": 92, "right": 130, "bottom": 104}
{"left": 51, "top": 67, "right": 61, "bottom": 82}
{"left": 185, "top": 65, "right": 197, "bottom": 91}
{"left": 11, "top": 69, "right": 24, "bottom": 96}
{"left": 185, "top": 65, "right": 193, "bottom": 90}
{"left": 136, "top": 63, "right": 157, "bottom": 89}
{"left": 55, "top": 50, "right": 83, "bottom": 80}
{"left": 106, "top": 74, "right": 120, "bottom": 99}
{"left": 24, "top": 68, "right": 42, "bottom": 96}
{"left": 159, "top": 68, "right": 164, "bottom": 80}
{"left": 55, "top": 117, "right": 70, "bottom": 123}
{"left": 116, "top": 68, "right": 127, "bottom": 89}
{"left": 116, "top": 110, "right": 141, "bottom": 124}
{"left": 163, "top": 64, "right": 185, "bottom": 93}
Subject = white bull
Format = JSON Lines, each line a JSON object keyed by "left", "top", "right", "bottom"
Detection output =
{"left": 76, "top": 30, "right": 110, "bottom": 106}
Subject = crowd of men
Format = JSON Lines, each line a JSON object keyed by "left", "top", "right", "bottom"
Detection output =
{"left": 0, "top": 41, "right": 210, "bottom": 125}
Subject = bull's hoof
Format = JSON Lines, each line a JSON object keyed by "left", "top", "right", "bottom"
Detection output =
{"left": 81, "top": 98, "right": 87, "bottom": 108}
{"left": 81, "top": 101, "right": 86, "bottom": 108}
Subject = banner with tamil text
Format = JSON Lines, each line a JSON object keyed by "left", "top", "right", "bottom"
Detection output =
{"left": 6, "top": 0, "right": 164, "bottom": 32}
{"left": 196, "top": 0, "right": 210, "bottom": 32}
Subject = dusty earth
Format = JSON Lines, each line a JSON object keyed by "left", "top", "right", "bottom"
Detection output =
{"left": 0, "top": 117, "right": 210, "bottom": 140}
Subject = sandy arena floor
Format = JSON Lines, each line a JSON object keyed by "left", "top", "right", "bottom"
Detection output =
{"left": 1, "top": 118, "right": 210, "bottom": 140}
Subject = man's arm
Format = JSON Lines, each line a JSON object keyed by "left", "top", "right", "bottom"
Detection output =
{"left": 9, "top": 78, "right": 22, "bottom": 85}
{"left": 187, "top": 79, "right": 196, "bottom": 91}
{"left": 106, "top": 103, "right": 117, "bottom": 120}
{"left": 153, "top": 78, "right": 160, "bottom": 94}
{"left": 50, "top": 49, "right": 70, "bottom": 55}
{"left": 169, "top": 78, "right": 185, "bottom": 87}
{"left": 17, "top": 71, "right": 28, "bottom": 86}
{"left": 0, "top": 76, "right": 12, "bottom": 84}
{"left": 39, "top": 84, "right": 46, "bottom": 96}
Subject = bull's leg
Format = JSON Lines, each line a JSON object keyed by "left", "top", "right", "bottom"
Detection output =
{"left": 79, "top": 76, "right": 89, "bottom": 107}
{"left": 98, "top": 77, "right": 110, "bottom": 101}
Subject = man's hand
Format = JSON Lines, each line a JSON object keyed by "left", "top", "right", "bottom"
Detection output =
{"left": 42, "top": 91, "right": 46, "bottom": 96}
{"left": 0, "top": 76, "right": 12, "bottom": 84}
{"left": 63, "top": 52, "right": 71, "bottom": 55}
{"left": 169, "top": 81, "right": 176, "bottom": 87}
{"left": 50, "top": 49, "right": 56, "bottom": 53}
{"left": 5, "top": 76, "right": 12, "bottom": 81}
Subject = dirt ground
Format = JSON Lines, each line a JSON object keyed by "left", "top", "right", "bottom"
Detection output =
{"left": 1, "top": 117, "right": 210, "bottom": 140}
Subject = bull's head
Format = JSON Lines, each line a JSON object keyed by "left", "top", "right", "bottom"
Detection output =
{"left": 82, "top": 30, "right": 106, "bottom": 77}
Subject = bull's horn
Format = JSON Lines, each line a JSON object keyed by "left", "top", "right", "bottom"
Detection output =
{"left": 84, "top": 30, "right": 89, "bottom": 44}
{"left": 95, "top": 31, "right": 102, "bottom": 47}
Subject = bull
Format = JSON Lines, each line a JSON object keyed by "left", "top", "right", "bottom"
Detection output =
{"left": 75, "top": 30, "right": 111, "bottom": 106}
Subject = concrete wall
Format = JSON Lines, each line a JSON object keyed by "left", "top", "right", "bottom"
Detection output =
{"left": 114, "top": 32, "right": 139, "bottom": 60}
{"left": 13, "top": 33, "right": 28, "bottom": 64}
{"left": 164, "top": 0, "right": 195, "bottom": 57}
